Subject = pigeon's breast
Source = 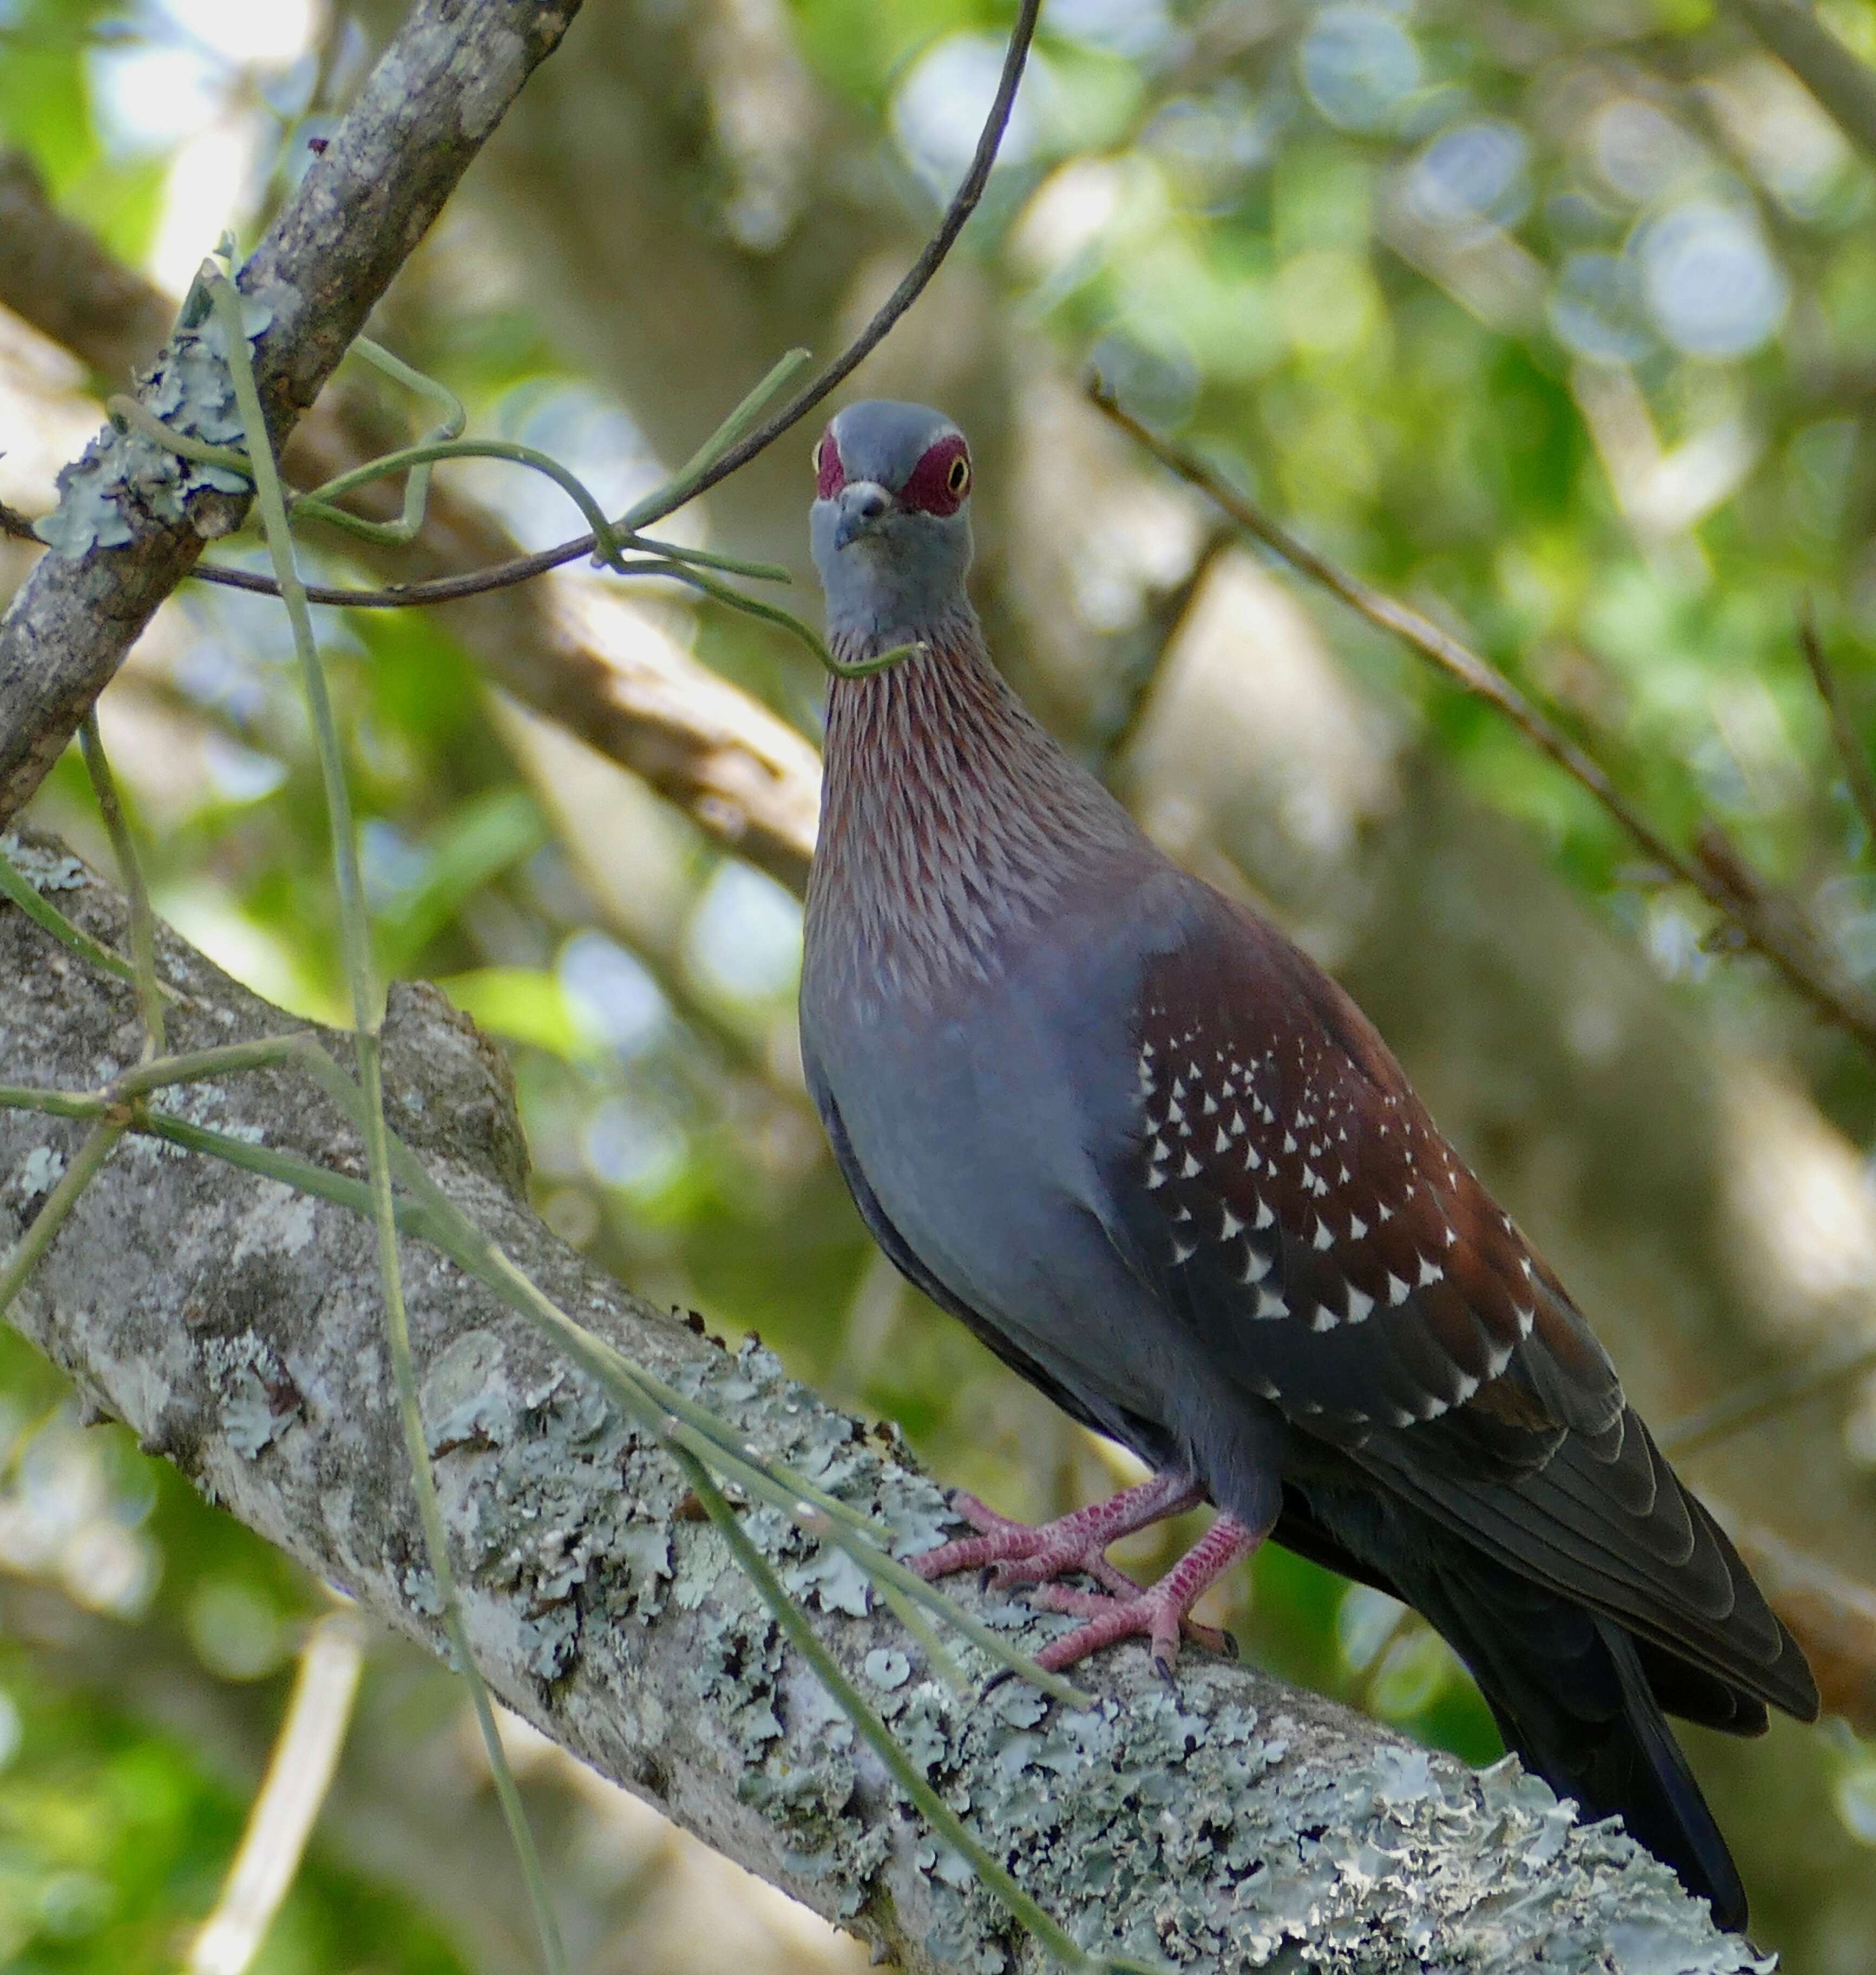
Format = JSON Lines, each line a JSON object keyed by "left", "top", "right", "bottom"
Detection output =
{"left": 801, "top": 868, "right": 1201, "bottom": 1432}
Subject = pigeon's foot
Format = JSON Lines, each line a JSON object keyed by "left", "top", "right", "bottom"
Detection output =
{"left": 910, "top": 1469, "right": 1202, "bottom": 1599}
{"left": 911, "top": 1470, "right": 1255, "bottom": 1671}
{"left": 1027, "top": 1514, "right": 1263, "bottom": 1679}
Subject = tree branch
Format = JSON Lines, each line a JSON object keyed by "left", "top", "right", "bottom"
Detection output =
{"left": 0, "top": 0, "right": 582, "bottom": 827}
{"left": 0, "top": 832, "right": 1767, "bottom": 1972}
{"left": 0, "top": 148, "right": 821, "bottom": 895}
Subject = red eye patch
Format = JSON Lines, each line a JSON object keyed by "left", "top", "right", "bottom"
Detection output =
{"left": 899, "top": 433, "right": 972, "bottom": 516}
{"left": 814, "top": 428, "right": 846, "bottom": 499}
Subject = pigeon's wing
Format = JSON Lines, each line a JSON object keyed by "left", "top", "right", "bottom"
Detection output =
{"left": 1105, "top": 886, "right": 1815, "bottom": 1721}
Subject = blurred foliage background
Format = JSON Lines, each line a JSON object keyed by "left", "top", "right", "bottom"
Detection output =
{"left": 5, "top": 0, "right": 1876, "bottom": 1967}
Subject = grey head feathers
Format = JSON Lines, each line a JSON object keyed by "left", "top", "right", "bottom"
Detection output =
{"left": 812, "top": 399, "right": 976, "bottom": 651}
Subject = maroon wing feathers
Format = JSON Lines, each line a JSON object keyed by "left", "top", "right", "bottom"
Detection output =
{"left": 1127, "top": 907, "right": 1614, "bottom": 1455}
{"left": 1116, "top": 895, "right": 1813, "bottom": 1716}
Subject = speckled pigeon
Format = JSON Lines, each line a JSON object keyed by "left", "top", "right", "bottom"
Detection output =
{"left": 797, "top": 398, "right": 1818, "bottom": 1933}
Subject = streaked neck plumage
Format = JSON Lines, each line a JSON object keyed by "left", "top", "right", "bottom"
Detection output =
{"left": 808, "top": 610, "right": 1153, "bottom": 1011}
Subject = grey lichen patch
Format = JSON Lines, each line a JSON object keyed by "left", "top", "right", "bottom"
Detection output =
{"left": 0, "top": 835, "right": 86, "bottom": 892}
{"left": 15, "top": 1146, "right": 65, "bottom": 1198}
{"left": 419, "top": 1335, "right": 694, "bottom": 1685}
{"left": 227, "top": 1176, "right": 318, "bottom": 1262}
{"left": 674, "top": 1340, "right": 955, "bottom": 1562}
{"left": 865, "top": 1649, "right": 912, "bottom": 1691}
{"left": 864, "top": 1673, "right": 1771, "bottom": 1974}
{"left": 200, "top": 1330, "right": 304, "bottom": 1460}
{"left": 32, "top": 287, "right": 273, "bottom": 559}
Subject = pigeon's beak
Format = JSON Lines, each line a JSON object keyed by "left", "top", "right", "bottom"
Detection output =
{"left": 832, "top": 480, "right": 893, "bottom": 550}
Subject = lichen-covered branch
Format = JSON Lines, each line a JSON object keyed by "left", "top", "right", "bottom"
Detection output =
{"left": 0, "top": 0, "right": 581, "bottom": 827}
{"left": 0, "top": 832, "right": 1761, "bottom": 1974}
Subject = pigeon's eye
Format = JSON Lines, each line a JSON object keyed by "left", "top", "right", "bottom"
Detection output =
{"left": 901, "top": 433, "right": 972, "bottom": 515}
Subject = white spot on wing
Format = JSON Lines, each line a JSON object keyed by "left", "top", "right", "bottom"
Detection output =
{"left": 1312, "top": 1219, "right": 1334, "bottom": 1251}
{"left": 1346, "top": 1285, "right": 1374, "bottom": 1323}
{"left": 1254, "top": 1288, "right": 1288, "bottom": 1320}
{"left": 1417, "top": 1255, "right": 1445, "bottom": 1287}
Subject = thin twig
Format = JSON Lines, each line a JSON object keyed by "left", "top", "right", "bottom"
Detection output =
{"left": 1798, "top": 606, "right": 1876, "bottom": 853}
{"left": 173, "top": 0, "right": 1043, "bottom": 613}
{"left": 1088, "top": 378, "right": 1876, "bottom": 1058}
{"left": 1093, "top": 527, "right": 1232, "bottom": 778}
{"left": 76, "top": 715, "right": 164, "bottom": 1059}
{"left": 126, "top": 404, "right": 923, "bottom": 683}
{"left": 208, "top": 267, "right": 569, "bottom": 1975}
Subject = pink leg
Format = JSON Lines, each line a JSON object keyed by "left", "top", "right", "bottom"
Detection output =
{"left": 911, "top": 1469, "right": 1203, "bottom": 1600}
{"left": 912, "top": 1469, "right": 1248, "bottom": 1666}
{"left": 1029, "top": 1513, "right": 1263, "bottom": 1678}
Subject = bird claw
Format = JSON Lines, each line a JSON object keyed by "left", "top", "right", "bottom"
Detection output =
{"left": 912, "top": 1479, "right": 1256, "bottom": 1681}
{"left": 910, "top": 1491, "right": 1144, "bottom": 1599}
{"left": 1027, "top": 1580, "right": 1233, "bottom": 1664}
{"left": 1029, "top": 1581, "right": 1197, "bottom": 1677}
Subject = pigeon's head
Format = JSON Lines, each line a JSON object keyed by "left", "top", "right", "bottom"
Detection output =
{"left": 810, "top": 400, "right": 975, "bottom": 647}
